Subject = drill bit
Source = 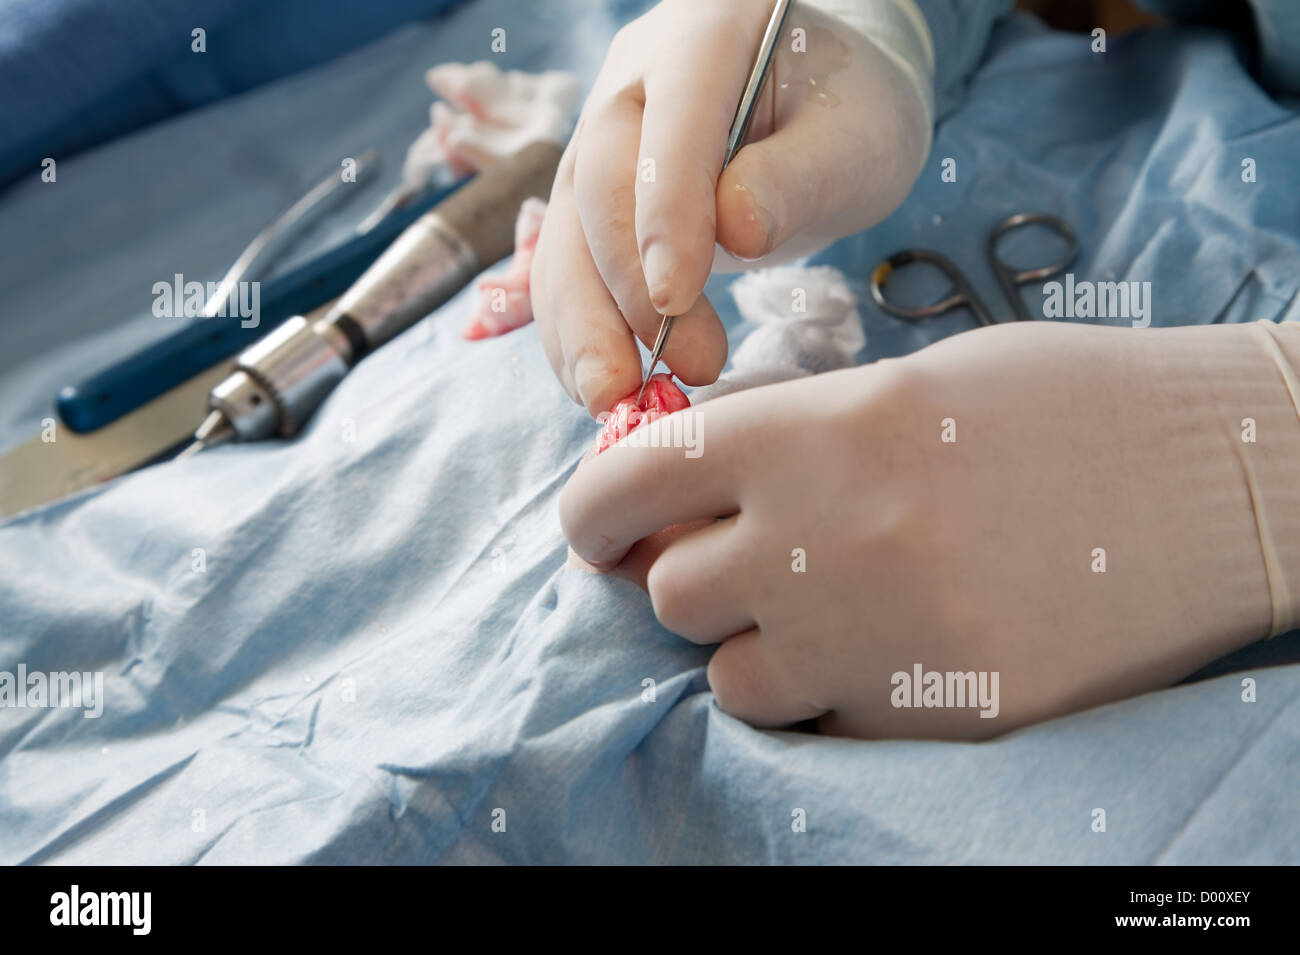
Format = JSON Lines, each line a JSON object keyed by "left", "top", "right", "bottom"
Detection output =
{"left": 177, "top": 410, "right": 235, "bottom": 459}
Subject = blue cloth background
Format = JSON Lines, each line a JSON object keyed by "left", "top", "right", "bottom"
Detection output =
{"left": 0, "top": 0, "right": 467, "bottom": 188}
{"left": 1, "top": 0, "right": 1299, "bottom": 863}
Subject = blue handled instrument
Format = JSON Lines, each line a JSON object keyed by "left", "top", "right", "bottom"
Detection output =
{"left": 56, "top": 170, "right": 469, "bottom": 433}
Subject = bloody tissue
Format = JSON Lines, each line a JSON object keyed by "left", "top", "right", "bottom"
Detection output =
{"left": 595, "top": 374, "right": 690, "bottom": 454}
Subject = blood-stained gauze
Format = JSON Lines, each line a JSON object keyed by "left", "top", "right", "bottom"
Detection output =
{"left": 461, "top": 197, "right": 547, "bottom": 340}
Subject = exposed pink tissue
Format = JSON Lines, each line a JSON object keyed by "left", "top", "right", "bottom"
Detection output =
{"left": 596, "top": 374, "right": 691, "bottom": 454}
{"left": 461, "top": 197, "right": 547, "bottom": 340}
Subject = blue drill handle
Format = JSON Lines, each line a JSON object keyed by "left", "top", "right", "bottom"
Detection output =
{"left": 56, "top": 177, "right": 469, "bottom": 433}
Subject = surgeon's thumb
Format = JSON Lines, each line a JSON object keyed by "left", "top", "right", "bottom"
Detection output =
{"left": 715, "top": 135, "right": 810, "bottom": 262}
{"left": 714, "top": 103, "right": 924, "bottom": 263}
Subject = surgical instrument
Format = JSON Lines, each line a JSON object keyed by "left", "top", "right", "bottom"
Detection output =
{"left": 178, "top": 140, "right": 562, "bottom": 457}
{"left": 57, "top": 153, "right": 478, "bottom": 434}
{"left": 207, "top": 149, "right": 379, "bottom": 320}
{"left": 638, "top": 0, "right": 795, "bottom": 402}
{"left": 869, "top": 211, "right": 1078, "bottom": 326}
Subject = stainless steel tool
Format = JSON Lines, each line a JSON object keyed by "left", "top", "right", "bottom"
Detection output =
{"left": 637, "top": 0, "right": 795, "bottom": 402}
{"left": 179, "top": 140, "right": 563, "bottom": 456}
{"left": 869, "top": 212, "right": 1079, "bottom": 327}
{"left": 202, "top": 149, "right": 377, "bottom": 320}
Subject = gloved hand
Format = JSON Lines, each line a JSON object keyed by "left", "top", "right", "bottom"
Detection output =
{"left": 561, "top": 321, "right": 1300, "bottom": 739}
{"left": 531, "top": 0, "right": 933, "bottom": 416}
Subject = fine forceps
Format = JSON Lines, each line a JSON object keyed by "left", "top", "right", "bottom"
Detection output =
{"left": 204, "top": 149, "right": 380, "bottom": 319}
{"left": 869, "top": 212, "right": 1078, "bottom": 326}
{"left": 637, "top": 0, "right": 795, "bottom": 401}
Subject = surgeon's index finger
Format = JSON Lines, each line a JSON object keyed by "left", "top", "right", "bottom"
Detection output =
{"left": 546, "top": 129, "right": 644, "bottom": 415}
{"left": 572, "top": 81, "right": 727, "bottom": 389}
{"left": 635, "top": 11, "right": 767, "bottom": 317}
{"left": 559, "top": 411, "right": 742, "bottom": 569}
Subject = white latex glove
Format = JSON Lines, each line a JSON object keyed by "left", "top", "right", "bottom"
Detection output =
{"left": 561, "top": 321, "right": 1300, "bottom": 739}
{"left": 531, "top": 0, "right": 933, "bottom": 415}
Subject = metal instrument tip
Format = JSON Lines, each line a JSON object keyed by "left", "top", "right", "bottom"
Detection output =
{"left": 639, "top": 313, "right": 676, "bottom": 404}
{"left": 179, "top": 410, "right": 235, "bottom": 459}
{"left": 635, "top": 362, "right": 659, "bottom": 404}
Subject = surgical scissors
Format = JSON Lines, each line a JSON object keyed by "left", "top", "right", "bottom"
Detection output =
{"left": 869, "top": 212, "right": 1078, "bottom": 326}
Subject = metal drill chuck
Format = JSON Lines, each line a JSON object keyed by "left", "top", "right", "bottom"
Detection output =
{"left": 208, "top": 315, "right": 350, "bottom": 442}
